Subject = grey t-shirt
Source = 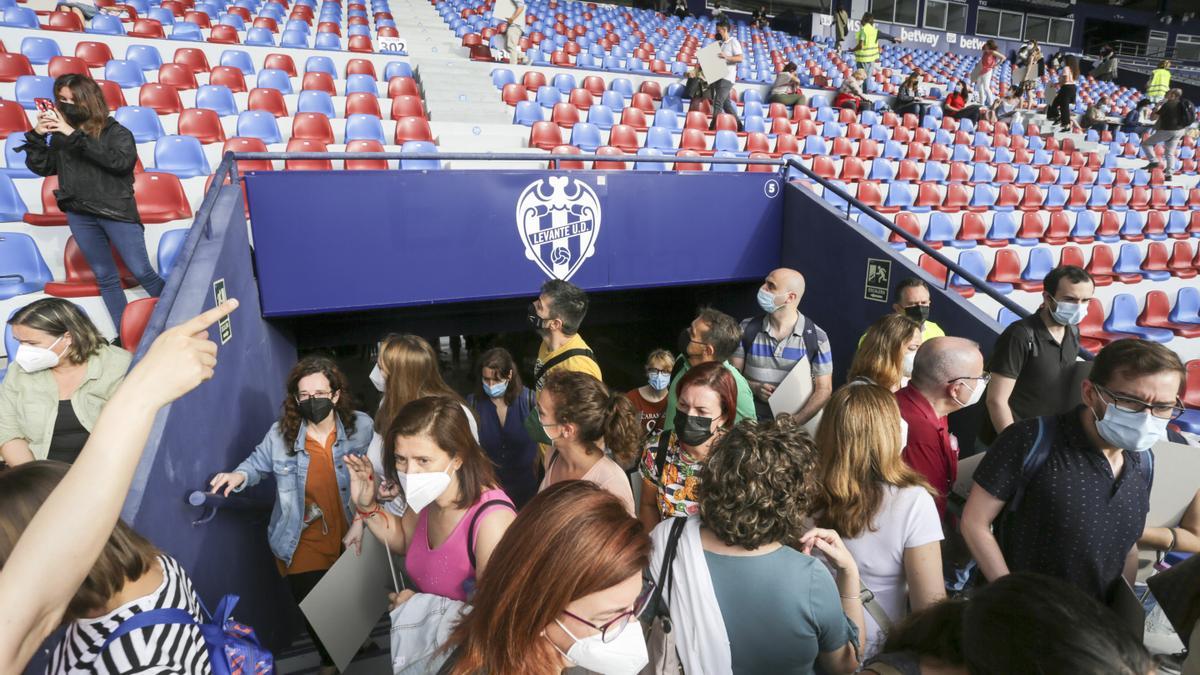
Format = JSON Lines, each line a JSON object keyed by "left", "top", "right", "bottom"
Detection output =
{"left": 705, "top": 546, "right": 858, "bottom": 674}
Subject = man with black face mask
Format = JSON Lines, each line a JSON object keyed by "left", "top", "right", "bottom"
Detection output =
{"left": 858, "top": 277, "right": 946, "bottom": 348}
{"left": 523, "top": 280, "right": 601, "bottom": 450}
{"left": 963, "top": 339, "right": 1184, "bottom": 603}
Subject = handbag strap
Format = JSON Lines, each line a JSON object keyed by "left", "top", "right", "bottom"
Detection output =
{"left": 645, "top": 517, "right": 687, "bottom": 620}
{"left": 860, "top": 582, "right": 893, "bottom": 632}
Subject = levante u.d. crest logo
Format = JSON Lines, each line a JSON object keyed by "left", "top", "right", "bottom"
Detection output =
{"left": 515, "top": 176, "right": 601, "bottom": 281}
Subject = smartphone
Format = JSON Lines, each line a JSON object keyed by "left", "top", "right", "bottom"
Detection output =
{"left": 34, "top": 98, "right": 54, "bottom": 114}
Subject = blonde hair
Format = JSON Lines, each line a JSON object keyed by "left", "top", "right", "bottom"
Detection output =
{"left": 645, "top": 348, "right": 674, "bottom": 372}
{"left": 375, "top": 334, "right": 465, "bottom": 435}
{"left": 847, "top": 313, "right": 921, "bottom": 392}
{"left": 812, "top": 383, "right": 933, "bottom": 538}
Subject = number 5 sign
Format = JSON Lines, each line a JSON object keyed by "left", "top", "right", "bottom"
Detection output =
{"left": 377, "top": 36, "right": 408, "bottom": 53}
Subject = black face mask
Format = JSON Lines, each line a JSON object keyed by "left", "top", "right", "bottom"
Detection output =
{"left": 56, "top": 101, "right": 89, "bottom": 128}
{"left": 297, "top": 397, "right": 334, "bottom": 424}
{"left": 528, "top": 302, "right": 547, "bottom": 331}
{"left": 904, "top": 305, "right": 931, "bottom": 323}
{"left": 675, "top": 410, "right": 716, "bottom": 448}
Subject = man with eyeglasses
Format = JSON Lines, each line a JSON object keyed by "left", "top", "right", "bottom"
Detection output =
{"left": 897, "top": 336, "right": 987, "bottom": 520}
{"left": 981, "top": 266, "right": 1094, "bottom": 448}
{"left": 962, "top": 339, "right": 1186, "bottom": 602}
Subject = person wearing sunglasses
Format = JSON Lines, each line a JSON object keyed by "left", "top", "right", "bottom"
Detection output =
{"left": 208, "top": 356, "right": 373, "bottom": 675}
{"left": 963, "top": 339, "right": 1186, "bottom": 602}
{"left": 648, "top": 416, "right": 864, "bottom": 674}
{"left": 438, "top": 480, "right": 651, "bottom": 675}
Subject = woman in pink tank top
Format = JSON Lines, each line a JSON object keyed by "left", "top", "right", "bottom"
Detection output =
{"left": 344, "top": 396, "right": 516, "bottom": 602}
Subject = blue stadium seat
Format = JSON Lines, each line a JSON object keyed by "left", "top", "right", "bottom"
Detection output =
{"left": 220, "top": 50, "right": 256, "bottom": 75}
{"left": 90, "top": 12, "right": 126, "bottom": 34}
{"left": 114, "top": 106, "right": 165, "bottom": 142}
{"left": 922, "top": 161, "right": 947, "bottom": 182}
{"left": 104, "top": 60, "right": 147, "bottom": 88}
{"left": 1113, "top": 243, "right": 1147, "bottom": 279}
{"left": 492, "top": 68, "right": 516, "bottom": 89}
{"left": 996, "top": 307, "right": 1022, "bottom": 327}
{"left": 868, "top": 159, "right": 895, "bottom": 181}
{"left": 156, "top": 228, "right": 188, "bottom": 278}
{"left": 987, "top": 211, "right": 1019, "bottom": 242}
{"left": 1120, "top": 211, "right": 1146, "bottom": 240}
{"left": 256, "top": 68, "right": 294, "bottom": 94}
{"left": 314, "top": 33, "right": 341, "bottom": 51}
{"left": 149, "top": 7, "right": 175, "bottom": 24}
{"left": 170, "top": 22, "right": 203, "bottom": 40}
{"left": 925, "top": 212, "right": 956, "bottom": 246}
{"left": 218, "top": 13, "right": 246, "bottom": 30}
{"left": 15, "top": 76, "right": 54, "bottom": 110}
{"left": 803, "top": 136, "right": 827, "bottom": 155}
{"left": 245, "top": 28, "right": 276, "bottom": 46}
{"left": 281, "top": 31, "right": 310, "bottom": 48}
{"left": 344, "top": 114, "right": 386, "bottom": 145}
{"left": 384, "top": 61, "right": 414, "bottom": 80}
{"left": 1166, "top": 211, "right": 1191, "bottom": 238}
{"left": 305, "top": 56, "right": 337, "bottom": 77}
{"left": 609, "top": 77, "right": 634, "bottom": 98}
{"left": 0, "top": 231, "right": 53, "bottom": 300}
{"left": 195, "top": 85, "right": 239, "bottom": 116}
{"left": 1168, "top": 287, "right": 1200, "bottom": 325}
{"left": 882, "top": 182, "right": 914, "bottom": 211}
{"left": 599, "top": 90, "right": 624, "bottom": 111}
{"left": 552, "top": 73, "right": 576, "bottom": 95}
{"left": 400, "top": 140, "right": 439, "bottom": 169}
{"left": 513, "top": 100, "right": 543, "bottom": 126}
{"left": 2, "top": 135, "right": 35, "bottom": 178}
{"left": 969, "top": 184, "right": 997, "bottom": 210}
{"left": 536, "top": 86, "right": 562, "bottom": 109}
{"left": 644, "top": 126, "right": 674, "bottom": 152}
{"left": 1056, "top": 166, "right": 1076, "bottom": 185}
{"left": 634, "top": 147, "right": 668, "bottom": 171}
{"left": 0, "top": 174, "right": 27, "bottom": 220}
{"left": 1, "top": 6, "right": 39, "bottom": 28}
{"left": 1104, "top": 294, "right": 1174, "bottom": 342}
{"left": 952, "top": 250, "right": 1011, "bottom": 293}
{"left": 712, "top": 130, "right": 740, "bottom": 155}
{"left": 126, "top": 44, "right": 163, "bottom": 71}
{"left": 711, "top": 150, "right": 742, "bottom": 173}
{"left": 153, "top": 135, "right": 211, "bottom": 178}
{"left": 1021, "top": 247, "right": 1054, "bottom": 285}
{"left": 20, "top": 37, "right": 61, "bottom": 65}
{"left": 569, "top": 123, "right": 602, "bottom": 152}
{"left": 587, "top": 105, "right": 615, "bottom": 131}
{"left": 297, "top": 90, "right": 336, "bottom": 118}
{"left": 1087, "top": 185, "right": 1110, "bottom": 210}
{"left": 236, "top": 110, "right": 282, "bottom": 144}
{"left": 345, "top": 74, "right": 378, "bottom": 96}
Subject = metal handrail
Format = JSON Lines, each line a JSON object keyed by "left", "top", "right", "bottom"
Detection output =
{"left": 230, "top": 151, "right": 788, "bottom": 166}
{"left": 186, "top": 489, "right": 273, "bottom": 526}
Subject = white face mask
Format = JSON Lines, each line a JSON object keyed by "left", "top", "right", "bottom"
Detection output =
{"left": 397, "top": 465, "right": 453, "bottom": 513}
{"left": 902, "top": 351, "right": 916, "bottom": 378}
{"left": 952, "top": 378, "right": 985, "bottom": 407}
{"left": 369, "top": 364, "right": 385, "bottom": 392}
{"left": 14, "top": 336, "right": 65, "bottom": 373}
{"left": 553, "top": 619, "right": 649, "bottom": 675}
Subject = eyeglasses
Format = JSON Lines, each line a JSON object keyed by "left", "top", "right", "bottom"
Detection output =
{"left": 948, "top": 373, "right": 991, "bottom": 386}
{"left": 1094, "top": 385, "right": 1186, "bottom": 420}
{"left": 296, "top": 390, "right": 334, "bottom": 401}
{"left": 562, "top": 579, "right": 656, "bottom": 643}
{"left": 647, "top": 369, "right": 670, "bottom": 376}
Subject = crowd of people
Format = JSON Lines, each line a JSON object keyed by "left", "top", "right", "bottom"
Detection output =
{"left": 2, "top": 258, "right": 1198, "bottom": 674}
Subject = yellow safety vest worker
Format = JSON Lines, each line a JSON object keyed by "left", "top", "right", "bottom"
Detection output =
{"left": 855, "top": 23, "right": 880, "bottom": 64}
{"left": 1147, "top": 68, "right": 1171, "bottom": 98}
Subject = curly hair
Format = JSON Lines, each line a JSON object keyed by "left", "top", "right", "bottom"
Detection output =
{"left": 697, "top": 416, "right": 818, "bottom": 549}
{"left": 812, "top": 383, "right": 933, "bottom": 538}
{"left": 279, "top": 355, "right": 357, "bottom": 453}
{"left": 847, "top": 313, "right": 921, "bottom": 392}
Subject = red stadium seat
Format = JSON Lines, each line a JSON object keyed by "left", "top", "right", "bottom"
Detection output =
{"left": 1059, "top": 245, "right": 1086, "bottom": 269}
{"left": 1138, "top": 290, "right": 1200, "bottom": 338}
{"left": 47, "top": 56, "right": 89, "bottom": 79}
{"left": 1169, "top": 241, "right": 1197, "bottom": 279}
{"left": 593, "top": 145, "right": 626, "bottom": 170}
{"left": 134, "top": 172, "right": 192, "bottom": 223}
{"left": 390, "top": 95, "right": 425, "bottom": 120}
{"left": 0, "top": 99, "right": 31, "bottom": 139}
{"left": 1143, "top": 242, "right": 1170, "bottom": 274}
{"left": 639, "top": 81, "right": 662, "bottom": 100}
{"left": 158, "top": 63, "right": 198, "bottom": 90}
{"left": 620, "top": 107, "right": 647, "bottom": 131}
{"left": 345, "top": 92, "right": 382, "bottom": 118}
{"left": 43, "top": 237, "right": 138, "bottom": 298}
{"left": 608, "top": 124, "right": 639, "bottom": 153}
{"left": 264, "top": 53, "right": 297, "bottom": 76}
{"left": 209, "top": 66, "right": 248, "bottom": 93}
{"left": 631, "top": 92, "right": 655, "bottom": 114}
{"left": 394, "top": 116, "right": 435, "bottom": 145}
{"left": 345, "top": 59, "right": 377, "bottom": 79}
{"left": 673, "top": 149, "right": 703, "bottom": 171}
{"left": 528, "top": 120, "right": 562, "bottom": 150}
{"left": 172, "top": 48, "right": 210, "bottom": 73}
{"left": 223, "top": 137, "right": 272, "bottom": 171}
{"left": 502, "top": 83, "right": 528, "bottom": 106}
{"left": 345, "top": 139, "right": 388, "bottom": 170}
{"left": 97, "top": 80, "right": 126, "bottom": 110}
{"left": 551, "top": 102, "right": 580, "bottom": 128}
{"left": 129, "top": 19, "right": 165, "bottom": 38}
{"left": 388, "top": 76, "right": 421, "bottom": 98}
{"left": 75, "top": 42, "right": 113, "bottom": 68}
{"left": 680, "top": 128, "right": 708, "bottom": 154}
{"left": 139, "top": 83, "right": 183, "bottom": 115}
{"left": 1043, "top": 211, "right": 1071, "bottom": 245}
{"left": 120, "top": 297, "right": 159, "bottom": 352}
{"left": 247, "top": 87, "right": 288, "bottom": 117}
{"left": 958, "top": 212, "right": 986, "bottom": 245}
{"left": 291, "top": 112, "right": 335, "bottom": 144}
{"left": 890, "top": 212, "right": 922, "bottom": 246}
{"left": 0, "top": 53, "right": 35, "bottom": 83}
{"left": 301, "top": 71, "right": 336, "bottom": 96}
{"left": 988, "top": 249, "right": 1023, "bottom": 287}
{"left": 24, "top": 176, "right": 68, "bottom": 225}
{"left": 811, "top": 155, "right": 836, "bottom": 180}
{"left": 918, "top": 253, "right": 948, "bottom": 285}
{"left": 549, "top": 144, "right": 584, "bottom": 170}
{"left": 522, "top": 71, "right": 546, "bottom": 91}
{"left": 45, "top": 10, "right": 85, "bottom": 31}
{"left": 581, "top": 75, "right": 605, "bottom": 96}
{"left": 208, "top": 25, "right": 240, "bottom": 44}
{"left": 284, "top": 138, "right": 331, "bottom": 170}
{"left": 177, "top": 108, "right": 225, "bottom": 144}
{"left": 568, "top": 88, "right": 594, "bottom": 111}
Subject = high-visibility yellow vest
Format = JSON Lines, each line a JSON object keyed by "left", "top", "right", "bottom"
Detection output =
{"left": 1147, "top": 68, "right": 1171, "bottom": 98}
{"left": 855, "top": 23, "right": 880, "bottom": 64}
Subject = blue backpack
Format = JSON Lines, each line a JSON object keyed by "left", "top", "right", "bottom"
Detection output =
{"left": 100, "top": 595, "right": 273, "bottom": 675}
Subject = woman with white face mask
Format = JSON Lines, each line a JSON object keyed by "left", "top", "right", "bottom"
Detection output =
{"left": 1, "top": 298, "right": 130, "bottom": 466}
{"left": 344, "top": 396, "right": 515, "bottom": 603}
{"left": 439, "top": 480, "right": 652, "bottom": 675}
{"left": 849, "top": 314, "right": 923, "bottom": 393}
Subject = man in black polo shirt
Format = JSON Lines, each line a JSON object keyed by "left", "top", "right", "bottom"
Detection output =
{"left": 962, "top": 339, "right": 1186, "bottom": 601}
{"left": 980, "top": 266, "right": 1093, "bottom": 446}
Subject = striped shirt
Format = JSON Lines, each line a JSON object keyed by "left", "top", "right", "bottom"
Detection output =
{"left": 733, "top": 313, "right": 833, "bottom": 386}
{"left": 49, "top": 555, "right": 213, "bottom": 674}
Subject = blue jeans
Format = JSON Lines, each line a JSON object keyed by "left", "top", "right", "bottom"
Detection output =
{"left": 65, "top": 211, "right": 165, "bottom": 328}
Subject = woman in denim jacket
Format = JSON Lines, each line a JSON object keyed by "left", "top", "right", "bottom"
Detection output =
{"left": 210, "top": 356, "right": 373, "bottom": 675}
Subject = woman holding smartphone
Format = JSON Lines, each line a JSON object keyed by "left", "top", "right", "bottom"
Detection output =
{"left": 20, "top": 74, "right": 165, "bottom": 334}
